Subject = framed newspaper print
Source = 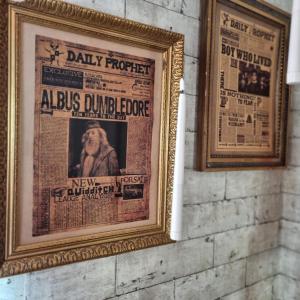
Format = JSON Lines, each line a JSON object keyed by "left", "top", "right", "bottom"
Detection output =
{"left": 0, "top": 0, "right": 183, "bottom": 276}
{"left": 198, "top": 0, "right": 290, "bottom": 170}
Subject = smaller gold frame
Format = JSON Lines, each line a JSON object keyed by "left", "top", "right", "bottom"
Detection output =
{"left": 198, "top": 0, "right": 290, "bottom": 171}
{"left": 0, "top": 0, "right": 183, "bottom": 276}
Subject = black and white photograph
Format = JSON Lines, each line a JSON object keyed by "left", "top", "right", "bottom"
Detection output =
{"left": 123, "top": 184, "right": 144, "bottom": 200}
{"left": 68, "top": 118, "right": 127, "bottom": 177}
{"left": 238, "top": 61, "right": 270, "bottom": 96}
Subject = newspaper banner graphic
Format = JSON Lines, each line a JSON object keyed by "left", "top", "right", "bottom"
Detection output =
{"left": 213, "top": 9, "right": 280, "bottom": 153}
{"left": 33, "top": 35, "right": 155, "bottom": 236}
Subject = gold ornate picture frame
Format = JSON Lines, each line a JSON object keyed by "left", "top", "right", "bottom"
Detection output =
{"left": 0, "top": 0, "right": 183, "bottom": 276}
{"left": 197, "top": 0, "right": 290, "bottom": 170}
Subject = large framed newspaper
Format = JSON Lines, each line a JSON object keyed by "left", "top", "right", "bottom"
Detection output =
{"left": 0, "top": 1, "right": 183, "bottom": 276}
{"left": 198, "top": 0, "right": 290, "bottom": 170}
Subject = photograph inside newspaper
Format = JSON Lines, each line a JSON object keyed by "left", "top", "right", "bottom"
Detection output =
{"left": 211, "top": 4, "right": 280, "bottom": 155}
{"left": 32, "top": 35, "right": 155, "bottom": 236}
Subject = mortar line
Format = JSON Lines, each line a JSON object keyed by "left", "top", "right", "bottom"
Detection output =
{"left": 180, "top": 220, "right": 279, "bottom": 243}
{"left": 183, "top": 192, "right": 281, "bottom": 207}
{"left": 114, "top": 256, "right": 117, "bottom": 296}
{"left": 143, "top": 0, "right": 200, "bottom": 21}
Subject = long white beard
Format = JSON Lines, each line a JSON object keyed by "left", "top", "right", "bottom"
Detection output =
{"left": 82, "top": 155, "right": 95, "bottom": 177}
{"left": 82, "top": 140, "right": 100, "bottom": 177}
{"left": 85, "top": 139, "right": 100, "bottom": 156}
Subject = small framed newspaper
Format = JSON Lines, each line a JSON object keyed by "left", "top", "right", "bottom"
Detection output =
{"left": 198, "top": 0, "right": 290, "bottom": 170}
{"left": 0, "top": 0, "right": 183, "bottom": 276}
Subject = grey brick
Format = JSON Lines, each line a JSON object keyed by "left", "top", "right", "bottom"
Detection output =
{"left": 265, "top": 0, "right": 292, "bottom": 13}
{"left": 185, "top": 131, "right": 196, "bottom": 169}
{"left": 185, "top": 94, "right": 197, "bottom": 132}
{"left": 175, "top": 260, "right": 246, "bottom": 300}
{"left": 144, "top": 0, "right": 201, "bottom": 19}
{"left": 282, "top": 193, "right": 300, "bottom": 222}
{"left": 116, "top": 281, "right": 174, "bottom": 300}
{"left": 24, "top": 257, "right": 115, "bottom": 300}
{"left": 282, "top": 167, "right": 300, "bottom": 194}
{"left": 0, "top": 275, "right": 25, "bottom": 300}
{"left": 279, "top": 247, "right": 300, "bottom": 280}
{"left": 246, "top": 248, "right": 279, "bottom": 285}
{"left": 116, "top": 237, "right": 213, "bottom": 294}
{"left": 221, "top": 278, "right": 273, "bottom": 300}
{"left": 273, "top": 274, "right": 300, "bottom": 300}
{"left": 184, "top": 55, "right": 199, "bottom": 96}
{"left": 289, "top": 111, "right": 300, "bottom": 139}
{"left": 226, "top": 170, "right": 281, "bottom": 199}
{"left": 214, "top": 222, "right": 279, "bottom": 266}
{"left": 289, "top": 87, "right": 300, "bottom": 111}
{"left": 254, "top": 194, "right": 281, "bottom": 224}
{"left": 126, "top": 0, "right": 200, "bottom": 57}
{"left": 65, "top": 0, "right": 125, "bottom": 17}
{"left": 183, "top": 169, "right": 225, "bottom": 204}
{"left": 280, "top": 220, "right": 300, "bottom": 252}
{"left": 183, "top": 197, "right": 254, "bottom": 239}
{"left": 287, "top": 138, "right": 300, "bottom": 166}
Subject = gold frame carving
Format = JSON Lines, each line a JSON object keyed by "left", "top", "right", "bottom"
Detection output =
{"left": 0, "top": 0, "right": 184, "bottom": 276}
{"left": 197, "top": 0, "right": 290, "bottom": 171}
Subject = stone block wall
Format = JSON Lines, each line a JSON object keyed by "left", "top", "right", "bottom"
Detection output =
{"left": 276, "top": 83, "right": 300, "bottom": 299}
{"left": 0, "top": 0, "right": 294, "bottom": 299}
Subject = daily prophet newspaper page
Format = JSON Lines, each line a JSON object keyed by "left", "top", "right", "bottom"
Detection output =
{"left": 211, "top": 5, "right": 280, "bottom": 156}
{"left": 33, "top": 35, "right": 155, "bottom": 236}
